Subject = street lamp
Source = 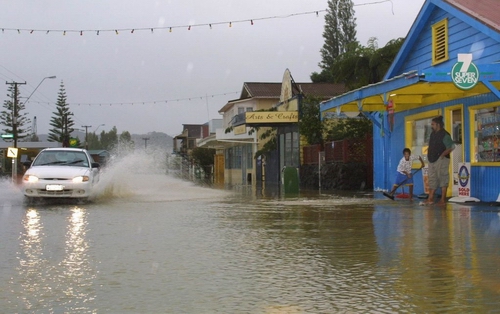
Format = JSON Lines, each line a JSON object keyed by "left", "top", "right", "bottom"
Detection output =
{"left": 24, "top": 76, "right": 57, "bottom": 105}
{"left": 94, "top": 124, "right": 105, "bottom": 133}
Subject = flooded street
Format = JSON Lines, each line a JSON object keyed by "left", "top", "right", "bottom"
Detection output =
{"left": 1, "top": 153, "right": 500, "bottom": 313}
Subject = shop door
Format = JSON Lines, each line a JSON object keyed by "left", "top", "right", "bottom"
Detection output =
{"left": 446, "top": 106, "right": 463, "bottom": 197}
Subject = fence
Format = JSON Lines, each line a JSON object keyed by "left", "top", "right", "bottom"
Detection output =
{"left": 302, "top": 135, "right": 373, "bottom": 185}
{"left": 302, "top": 135, "right": 373, "bottom": 165}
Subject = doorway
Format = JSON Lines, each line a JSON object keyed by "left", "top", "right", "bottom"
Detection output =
{"left": 445, "top": 106, "right": 464, "bottom": 197}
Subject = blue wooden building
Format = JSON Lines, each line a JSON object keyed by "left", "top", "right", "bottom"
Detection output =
{"left": 321, "top": 0, "right": 500, "bottom": 202}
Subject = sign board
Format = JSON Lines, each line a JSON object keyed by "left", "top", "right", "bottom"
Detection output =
{"left": 245, "top": 112, "right": 298, "bottom": 124}
{"left": 7, "top": 147, "right": 18, "bottom": 158}
{"left": 70, "top": 138, "right": 78, "bottom": 147}
{"left": 448, "top": 162, "right": 480, "bottom": 202}
{"left": 233, "top": 125, "right": 246, "bottom": 135}
{"left": 1, "top": 134, "right": 13, "bottom": 139}
{"left": 457, "top": 162, "right": 471, "bottom": 197}
{"left": 452, "top": 54, "right": 479, "bottom": 90}
{"left": 280, "top": 69, "right": 293, "bottom": 104}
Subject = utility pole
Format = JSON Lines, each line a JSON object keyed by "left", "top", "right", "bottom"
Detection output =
{"left": 82, "top": 125, "right": 91, "bottom": 149}
{"left": 142, "top": 137, "right": 150, "bottom": 150}
{"left": 5, "top": 81, "right": 26, "bottom": 183}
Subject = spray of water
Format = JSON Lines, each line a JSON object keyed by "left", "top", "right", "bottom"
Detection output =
{"left": 91, "top": 149, "right": 229, "bottom": 203}
{"left": 0, "top": 176, "right": 25, "bottom": 208}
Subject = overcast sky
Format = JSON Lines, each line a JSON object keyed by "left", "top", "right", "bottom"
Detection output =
{"left": 0, "top": 0, "right": 425, "bottom": 137}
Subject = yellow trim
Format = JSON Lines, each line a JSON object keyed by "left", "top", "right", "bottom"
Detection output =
{"left": 432, "top": 18, "right": 449, "bottom": 65}
{"left": 445, "top": 104, "right": 464, "bottom": 160}
{"left": 469, "top": 101, "right": 500, "bottom": 166}
{"left": 444, "top": 105, "right": 463, "bottom": 197}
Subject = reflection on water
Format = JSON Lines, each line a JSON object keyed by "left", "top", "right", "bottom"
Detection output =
{"left": 1, "top": 153, "right": 500, "bottom": 312}
{"left": 11, "top": 207, "right": 95, "bottom": 313}
{"left": 17, "top": 209, "right": 46, "bottom": 310}
{"left": 373, "top": 204, "right": 500, "bottom": 312}
{"left": 58, "top": 207, "right": 96, "bottom": 311}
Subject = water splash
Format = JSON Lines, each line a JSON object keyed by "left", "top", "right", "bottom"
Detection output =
{"left": 91, "top": 150, "right": 229, "bottom": 203}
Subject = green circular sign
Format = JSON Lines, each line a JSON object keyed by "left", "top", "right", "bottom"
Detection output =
{"left": 452, "top": 61, "right": 479, "bottom": 90}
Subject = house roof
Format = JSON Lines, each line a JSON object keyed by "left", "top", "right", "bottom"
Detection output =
{"left": 219, "top": 81, "right": 346, "bottom": 113}
{"left": 446, "top": 0, "right": 500, "bottom": 31}
{"left": 321, "top": 0, "right": 500, "bottom": 115}
{"left": 241, "top": 82, "right": 346, "bottom": 99}
{"left": 242, "top": 83, "right": 281, "bottom": 99}
{"left": 387, "top": 0, "right": 500, "bottom": 79}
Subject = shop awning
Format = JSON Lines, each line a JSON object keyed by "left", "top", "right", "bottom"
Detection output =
{"left": 320, "top": 65, "right": 500, "bottom": 115}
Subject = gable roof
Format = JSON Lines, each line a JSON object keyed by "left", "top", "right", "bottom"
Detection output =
{"left": 321, "top": 0, "right": 500, "bottom": 115}
{"left": 241, "top": 82, "right": 346, "bottom": 99}
{"left": 447, "top": 0, "right": 500, "bottom": 31}
{"left": 386, "top": 0, "right": 500, "bottom": 79}
{"left": 220, "top": 82, "right": 346, "bottom": 113}
{"left": 242, "top": 82, "right": 281, "bottom": 99}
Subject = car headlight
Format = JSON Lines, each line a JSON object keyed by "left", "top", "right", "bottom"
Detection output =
{"left": 23, "top": 175, "right": 39, "bottom": 183}
{"left": 73, "top": 176, "right": 90, "bottom": 183}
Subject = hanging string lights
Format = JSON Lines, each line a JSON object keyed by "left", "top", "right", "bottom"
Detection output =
{"left": 26, "top": 91, "right": 240, "bottom": 107}
{"left": 0, "top": 1, "right": 394, "bottom": 36}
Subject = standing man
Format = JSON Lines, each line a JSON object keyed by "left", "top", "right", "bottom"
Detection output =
{"left": 425, "top": 116, "right": 455, "bottom": 205}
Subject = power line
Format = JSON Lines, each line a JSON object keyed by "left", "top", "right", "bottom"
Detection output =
{"left": 26, "top": 91, "right": 240, "bottom": 107}
{"left": 0, "top": 1, "right": 394, "bottom": 35}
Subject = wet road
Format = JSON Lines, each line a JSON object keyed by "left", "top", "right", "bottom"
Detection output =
{"left": 1, "top": 155, "right": 500, "bottom": 313}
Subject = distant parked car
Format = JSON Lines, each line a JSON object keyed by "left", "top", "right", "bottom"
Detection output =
{"left": 22, "top": 148, "right": 100, "bottom": 203}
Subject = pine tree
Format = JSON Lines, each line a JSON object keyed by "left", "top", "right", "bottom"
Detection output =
{"left": 319, "top": 0, "right": 357, "bottom": 72}
{"left": 48, "top": 81, "right": 74, "bottom": 146}
{"left": 0, "top": 84, "right": 31, "bottom": 146}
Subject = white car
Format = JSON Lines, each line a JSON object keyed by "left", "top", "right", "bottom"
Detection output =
{"left": 22, "top": 148, "right": 100, "bottom": 203}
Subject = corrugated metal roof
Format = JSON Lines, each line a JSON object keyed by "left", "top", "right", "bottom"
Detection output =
{"left": 446, "top": 0, "right": 500, "bottom": 31}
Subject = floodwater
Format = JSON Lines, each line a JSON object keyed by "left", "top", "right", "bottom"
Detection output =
{"left": 1, "top": 152, "right": 500, "bottom": 313}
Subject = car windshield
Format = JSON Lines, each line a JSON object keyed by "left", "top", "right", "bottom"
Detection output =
{"left": 33, "top": 151, "right": 90, "bottom": 167}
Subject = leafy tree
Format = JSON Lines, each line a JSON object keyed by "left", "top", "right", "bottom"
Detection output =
{"left": 87, "top": 132, "right": 101, "bottom": 150}
{"left": 48, "top": 81, "right": 74, "bottom": 146}
{"left": 324, "top": 115, "right": 372, "bottom": 141}
{"left": 298, "top": 96, "right": 323, "bottom": 146}
{"left": 330, "top": 37, "right": 404, "bottom": 90}
{"left": 313, "top": 37, "right": 404, "bottom": 89}
{"left": 190, "top": 147, "right": 216, "bottom": 178}
{"left": 254, "top": 127, "right": 277, "bottom": 158}
{"left": 0, "top": 84, "right": 32, "bottom": 146}
{"left": 319, "top": 0, "right": 357, "bottom": 72}
{"left": 100, "top": 126, "right": 118, "bottom": 151}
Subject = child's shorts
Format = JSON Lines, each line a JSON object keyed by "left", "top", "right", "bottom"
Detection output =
{"left": 395, "top": 172, "right": 413, "bottom": 185}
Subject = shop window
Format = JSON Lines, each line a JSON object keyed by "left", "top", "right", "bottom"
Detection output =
{"left": 285, "top": 133, "right": 292, "bottom": 166}
{"left": 405, "top": 110, "right": 440, "bottom": 166}
{"left": 432, "top": 19, "right": 449, "bottom": 65}
{"left": 247, "top": 147, "right": 253, "bottom": 169}
{"left": 473, "top": 106, "right": 500, "bottom": 163}
{"left": 292, "top": 131, "right": 299, "bottom": 166}
{"left": 234, "top": 146, "right": 242, "bottom": 168}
